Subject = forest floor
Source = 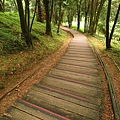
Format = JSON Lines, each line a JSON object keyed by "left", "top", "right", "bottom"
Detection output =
{"left": 0, "top": 30, "right": 119, "bottom": 120}
{"left": 0, "top": 32, "right": 72, "bottom": 115}
{"left": 87, "top": 35, "right": 120, "bottom": 120}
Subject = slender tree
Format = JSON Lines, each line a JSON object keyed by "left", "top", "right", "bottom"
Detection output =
{"left": 30, "top": 0, "right": 38, "bottom": 32}
{"left": 52, "top": 0, "right": 58, "bottom": 25}
{"left": 57, "top": 0, "right": 63, "bottom": 33}
{"left": 0, "top": 0, "right": 5, "bottom": 12}
{"left": 43, "top": 0, "right": 52, "bottom": 36}
{"left": 66, "top": 0, "right": 76, "bottom": 28}
{"left": 37, "top": 0, "right": 44, "bottom": 22}
{"left": 106, "top": 0, "right": 112, "bottom": 49}
{"left": 89, "top": 0, "right": 94, "bottom": 34}
{"left": 109, "top": 3, "right": 120, "bottom": 43}
{"left": 16, "top": 0, "right": 33, "bottom": 47}
{"left": 77, "top": 0, "right": 82, "bottom": 30}
{"left": 50, "top": 0, "right": 54, "bottom": 22}
{"left": 84, "top": 0, "right": 90, "bottom": 32}
{"left": 94, "top": 0, "right": 106, "bottom": 33}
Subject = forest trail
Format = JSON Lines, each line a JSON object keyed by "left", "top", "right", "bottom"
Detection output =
{"left": 1, "top": 27, "right": 102, "bottom": 120}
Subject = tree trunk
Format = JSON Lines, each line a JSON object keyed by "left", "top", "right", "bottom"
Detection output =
{"left": 84, "top": 0, "right": 90, "bottom": 32}
{"left": 57, "top": 0, "right": 63, "bottom": 33}
{"left": 109, "top": 4, "right": 120, "bottom": 43}
{"left": 0, "top": 0, "right": 5, "bottom": 12}
{"left": 106, "top": 0, "right": 112, "bottom": 49}
{"left": 37, "top": 0, "right": 44, "bottom": 23}
{"left": 67, "top": 8, "right": 73, "bottom": 28}
{"left": 54, "top": 10, "right": 58, "bottom": 24}
{"left": 50, "top": 0, "right": 54, "bottom": 22}
{"left": 90, "top": 0, "right": 106, "bottom": 33}
{"left": 30, "top": 0, "right": 38, "bottom": 32}
{"left": 52, "top": 0, "right": 58, "bottom": 25}
{"left": 43, "top": 0, "right": 52, "bottom": 36}
{"left": 94, "top": 0, "right": 106, "bottom": 33}
{"left": 67, "top": 14, "right": 73, "bottom": 28}
{"left": 16, "top": 0, "right": 32, "bottom": 47}
{"left": 0, "top": 3, "right": 3, "bottom": 11}
{"left": 77, "top": 1, "right": 81, "bottom": 30}
{"left": 89, "top": 0, "right": 94, "bottom": 34}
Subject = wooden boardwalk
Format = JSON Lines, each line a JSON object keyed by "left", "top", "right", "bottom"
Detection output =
{"left": 0, "top": 27, "right": 102, "bottom": 120}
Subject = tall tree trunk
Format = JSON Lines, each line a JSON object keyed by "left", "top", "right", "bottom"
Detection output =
{"left": 50, "top": 0, "right": 54, "bottom": 22}
{"left": 89, "top": 0, "right": 94, "bottom": 34}
{"left": 16, "top": 0, "right": 32, "bottom": 47}
{"left": 54, "top": 10, "right": 58, "bottom": 24}
{"left": 37, "top": 0, "right": 44, "bottom": 22}
{"left": 106, "top": 0, "right": 112, "bottom": 49}
{"left": 92, "top": 0, "right": 99, "bottom": 33}
{"left": 0, "top": 0, "right": 5, "bottom": 12}
{"left": 94, "top": 0, "right": 106, "bottom": 32}
{"left": 109, "top": 4, "right": 120, "bottom": 43}
{"left": 67, "top": 14, "right": 73, "bottom": 28}
{"left": 91, "top": 0, "right": 106, "bottom": 33}
{"left": 84, "top": 0, "right": 90, "bottom": 32}
{"left": 0, "top": 3, "right": 3, "bottom": 12}
{"left": 52, "top": 0, "right": 58, "bottom": 25}
{"left": 30, "top": 0, "right": 37, "bottom": 32}
{"left": 43, "top": 0, "right": 52, "bottom": 36}
{"left": 77, "top": 0, "right": 81, "bottom": 30}
{"left": 57, "top": 0, "right": 63, "bottom": 33}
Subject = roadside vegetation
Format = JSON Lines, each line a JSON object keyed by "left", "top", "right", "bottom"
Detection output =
{"left": 0, "top": 12, "right": 67, "bottom": 89}
{"left": 92, "top": 34, "right": 120, "bottom": 66}
{"left": 71, "top": 25, "right": 120, "bottom": 68}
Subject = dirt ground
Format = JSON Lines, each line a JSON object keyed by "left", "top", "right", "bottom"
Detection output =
{"left": 87, "top": 36, "right": 120, "bottom": 120}
{"left": 0, "top": 33, "right": 72, "bottom": 116}
{"left": 0, "top": 32, "right": 119, "bottom": 120}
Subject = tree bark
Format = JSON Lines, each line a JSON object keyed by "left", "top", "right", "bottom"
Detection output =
{"left": 57, "top": 0, "right": 63, "bottom": 33}
{"left": 84, "top": 0, "right": 90, "bottom": 32}
{"left": 30, "top": 0, "right": 38, "bottom": 32}
{"left": 43, "top": 0, "right": 52, "bottom": 36}
{"left": 52, "top": 0, "right": 58, "bottom": 25}
{"left": 0, "top": 0, "right": 5, "bottom": 12}
{"left": 89, "top": 0, "right": 94, "bottom": 34}
{"left": 109, "top": 4, "right": 120, "bottom": 43}
{"left": 16, "top": 0, "right": 32, "bottom": 47}
{"left": 77, "top": 0, "right": 81, "bottom": 30}
{"left": 94, "top": 0, "right": 106, "bottom": 33}
{"left": 37, "top": 0, "right": 44, "bottom": 22}
{"left": 50, "top": 0, "right": 54, "bottom": 22}
{"left": 106, "top": 0, "right": 112, "bottom": 49}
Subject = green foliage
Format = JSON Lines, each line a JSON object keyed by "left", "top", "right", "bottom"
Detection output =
{"left": 93, "top": 33, "right": 120, "bottom": 65}
{"left": 97, "top": 22, "right": 106, "bottom": 34}
{"left": 31, "top": 22, "right": 45, "bottom": 40}
{"left": 0, "top": 11, "right": 68, "bottom": 88}
{"left": 98, "top": 0, "right": 120, "bottom": 39}
{"left": 5, "top": 0, "right": 17, "bottom": 12}
{"left": 111, "top": 41, "right": 120, "bottom": 62}
{"left": 71, "top": 26, "right": 84, "bottom": 32}
{"left": 0, "top": 12, "right": 26, "bottom": 55}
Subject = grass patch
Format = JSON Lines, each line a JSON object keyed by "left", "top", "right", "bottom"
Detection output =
{"left": 88, "top": 34, "right": 120, "bottom": 66}
{"left": 71, "top": 26, "right": 84, "bottom": 33}
{"left": 0, "top": 12, "right": 68, "bottom": 88}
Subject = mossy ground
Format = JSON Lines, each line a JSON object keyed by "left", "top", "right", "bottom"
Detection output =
{"left": 0, "top": 12, "right": 67, "bottom": 88}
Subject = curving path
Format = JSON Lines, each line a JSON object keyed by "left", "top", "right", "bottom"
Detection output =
{"left": 1, "top": 27, "right": 102, "bottom": 120}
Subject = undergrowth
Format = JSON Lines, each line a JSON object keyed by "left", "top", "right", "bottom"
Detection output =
{"left": 93, "top": 34, "right": 120, "bottom": 66}
{"left": 0, "top": 12, "right": 67, "bottom": 88}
